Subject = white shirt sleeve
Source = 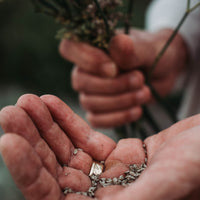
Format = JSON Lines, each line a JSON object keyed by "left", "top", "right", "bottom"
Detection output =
{"left": 146, "top": 0, "right": 200, "bottom": 63}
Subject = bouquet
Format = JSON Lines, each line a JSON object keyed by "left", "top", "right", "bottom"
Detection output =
{"left": 31, "top": 0, "right": 124, "bottom": 50}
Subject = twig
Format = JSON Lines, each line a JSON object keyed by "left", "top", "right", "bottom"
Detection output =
{"left": 149, "top": 14, "right": 188, "bottom": 77}
{"left": 56, "top": 0, "right": 72, "bottom": 17}
{"left": 190, "top": 2, "right": 200, "bottom": 12}
{"left": 124, "top": 0, "right": 134, "bottom": 34}
{"left": 146, "top": 0, "right": 200, "bottom": 124}
{"left": 31, "top": 0, "right": 57, "bottom": 17}
{"left": 149, "top": 0, "right": 200, "bottom": 77}
{"left": 38, "top": 0, "right": 59, "bottom": 14}
{"left": 146, "top": 79, "right": 178, "bottom": 123}
{"left": 93, "top": 0, "right": 110, "bottom": 37}
{"left": 187, "top": 0, "right": 191, "bottom": 10}
{"left": 122, "top": 0, "right": 162, "bottom": 138}
{"left": 143, "top": 105, "right": 162, "bottom": 133}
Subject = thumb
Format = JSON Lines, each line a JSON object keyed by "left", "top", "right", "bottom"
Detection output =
{"left": 109, "top": 33, "right": 155, "bottom": 71}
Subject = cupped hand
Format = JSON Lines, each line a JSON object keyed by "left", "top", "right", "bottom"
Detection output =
{"left": 104, "top": 115, "right": 200, "bottom": 200}
{"left": 59, "top": 29, "right": 188, "bottom": 128}
{"left": 0, "top": 94, "right": 144, "bottom": 200}
{"left": 1, "top": 95, "right": 200, "bottom": 200}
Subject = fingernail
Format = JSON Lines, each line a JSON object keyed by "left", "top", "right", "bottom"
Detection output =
{"left": 102, "top": 62, "right": 118, "bottom": 78}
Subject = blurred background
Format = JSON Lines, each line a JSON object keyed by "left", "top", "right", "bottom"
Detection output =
{"left": 0, "top": 0, "right": 150, "bottom": 199}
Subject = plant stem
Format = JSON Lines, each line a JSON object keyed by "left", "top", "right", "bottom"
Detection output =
{"left": 123, "top": 0, "right": 162, "bottom": 138}
{"left": 57, "top": 0, "right": 72, "bottom": 17}
{"left": 143, "top": 105, "right": 162, "bottom": 133}
{"left": 31, "top": 0, "right": 57, "bottom": 17}
{"left": 146, "top": 79, "right": 178, "bottom": 123}
{"left": 93, "top": 0, "right": 110, "bottom": 37}
{"left": 149, "top": 12, "right": 189, "bottom": 77}
{"left": 124, "top": 0, "right": 134, "bottom": 34}
{"left": 149, "top": 1, "right": 200, "bottom": 77}
{"left": 187, "top": 0, "right": 191, "bottom": 10}
{"left": 146, "top": 1, "right": 200, "bottom": 124}
{"left": 189, "top": 2, "right": 200, "bottom": 12}
{"left": 39, "top": 0, "right": 59, "bottom": 14}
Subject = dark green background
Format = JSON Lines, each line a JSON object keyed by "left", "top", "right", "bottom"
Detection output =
{"left": 0, "top": 0, "right": 151, "bottom": 199}
{"left": 0, "top": 0, "right": 150, "bottom": 99}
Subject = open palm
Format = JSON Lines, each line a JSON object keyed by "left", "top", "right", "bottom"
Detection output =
{"left": 0, "top": 94, "right": 200, "bottom": 200}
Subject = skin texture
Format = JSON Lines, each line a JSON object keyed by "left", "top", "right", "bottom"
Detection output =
{"left": 0, "top": 94, "right": 200, "bottom": 200}
{"left": 59, "top": 29, "right": 188, "bottom": 128}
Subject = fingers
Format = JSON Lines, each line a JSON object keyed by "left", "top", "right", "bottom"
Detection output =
{"left": 0, "top": 105, "right": 60, "bottom": 178}
{"left": 72, "top": 67, "right": 144, "bottom": 95}
{"left": 86, "top": 106, "right": 142, "bottom": 128}
{"left": 102, "top": 139, "right": 145, "bottom": 178}
{"left": 109, "top": 33, "right": 155, "bottom": 71}
{"left": 80, "top": 86, "right": 151, "bottom": 113}
{"left": 59, "top": 39, "right": 118, "bottom": 78}
{"left": 40, "top": 95, "right": 116, "bottom": 161}
{"left": 72, "top": 67, "right": 148, "bottom": 128}
{"left": 96, "top": 139, "right": 146, "bottom": 199}
{"left": 103, "top": 126, "right": 200, "bottom": 200}
{"left": 72, "top": 63, "right": 149, "bottom": 128}
{"left": 16, "top": 94, "right": 75, "bottom": 165}
{"left": 17, "top": 94, "right": 95, "bottom": 175}
{"left": 59, "top": 167, "right": 91, "bottom": 192}
{"left": 68, "top": 150, "right": 93, "bottom": 175}
{"left": 59, "top": 33, "right": 155, "bottom": 76}
{"left": 0, "top": 134, "right": 63, "bottom": 200}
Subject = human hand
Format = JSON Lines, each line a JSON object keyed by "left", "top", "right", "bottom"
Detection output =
{"left": 0, "top": 94, "right": 145, "bottom": 200}
{"left": 59, "top": 29, "right": 188, "bottom": 128}
{"left": 1, "top": 95, "right": 200, "bottom": 200}
{"left": 102, "top": 114, "right": 200, "bottom": 200}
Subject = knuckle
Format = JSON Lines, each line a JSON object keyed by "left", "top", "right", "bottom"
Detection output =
{"left": 133, "top": 71, "right": 145, "bottom": 85}
{"left": 125, "top": 107, "right": 142, "bottom": 122}
{"left": 143, "top": 86, "right": 152, "bottom": 102}
{"left": 127, "top": 71, "right": 145, "bottom": 90}
{"left": 79, "top": 94, "right": 90, "bottom": 110}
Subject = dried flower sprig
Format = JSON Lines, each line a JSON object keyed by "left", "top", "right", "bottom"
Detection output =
{"left": 31, "top": 0, "right": 123, "bottom": 50}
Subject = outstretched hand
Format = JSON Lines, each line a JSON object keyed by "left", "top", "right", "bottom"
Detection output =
{"left": 1, "top": 94, "right": 200, "bottom": 200}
